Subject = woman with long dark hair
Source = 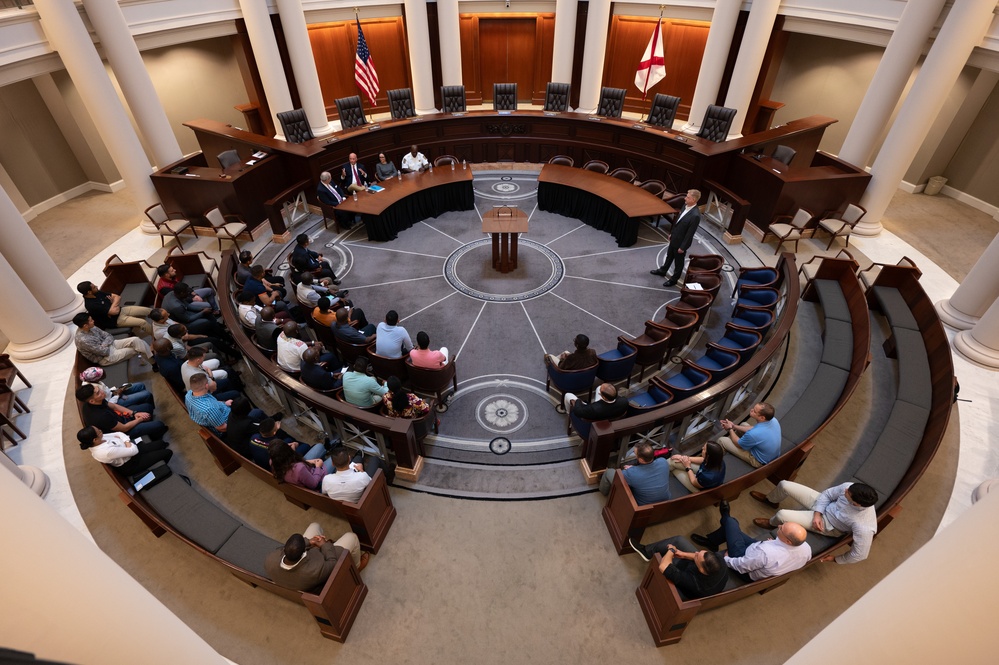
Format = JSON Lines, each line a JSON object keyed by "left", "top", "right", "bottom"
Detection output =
{"left": 268, "top": 440, "right": 329, "bottom": 489}
{"left": 382, "top": 376, "right": 430, "bottom": 418}
{"left": 669, "top": 440, "right": 726, "bottom": 492}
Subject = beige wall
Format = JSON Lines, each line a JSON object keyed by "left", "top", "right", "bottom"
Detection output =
{"left": 944, "top": 81, "right": 999, "bottom": 207}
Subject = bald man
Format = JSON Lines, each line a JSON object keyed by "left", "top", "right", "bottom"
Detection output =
{"left": 340, "top": 152, "right": 370, "bottom": 192}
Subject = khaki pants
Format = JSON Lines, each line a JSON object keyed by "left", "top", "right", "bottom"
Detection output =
{"left": 717, "top": 421, "right": 763, "bottom": 468}
{"left": 303, "top": 522, "right": 361, "bottom": 567}
{"left": 116, "top": 305, "right": 153, "bottom": 337}
{"left": 101, "top": 337, "right": 152, "bottom": 365}
{"left": 764, "top": 481, "right": 843, "bottom": 536}
{"left": 668, "top": 458, "right": 702, "bottom": 493}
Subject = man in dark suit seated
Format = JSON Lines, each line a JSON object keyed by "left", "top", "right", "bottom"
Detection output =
{"left": 339, "top": 152, "right": 371, "bottom": 193}
{"left": 264, "top": 524, "right": 368, "bottom": 592}
{"left": 651, "top": 188, "right": 702, "bottom": 287}
{"left": 564, "top": 382, "right": 628, "bottom": 420}
{"left": 317, "top": 170, "right": 357, "bottom": 229}
{"left": 300, "top": 347, "right": 343, "bottom": 392}
{"left": 546, "top": 333, "right": 598, "bottom": 370}
{"left": 291, "top": 233, "right": 340, "bottom": 284}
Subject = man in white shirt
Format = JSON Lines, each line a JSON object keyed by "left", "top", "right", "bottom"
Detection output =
{"left": 401, "top": 144, "right": 429, "bottom": 173}
{"left": 321, "top": 450, "right": 375, "bottom": 503}
{"left": 76, "top": 425, "right": 172, "bottom": 477}
{"left": 295, "top": 272, "right": 331, "bottom": 308}
{"left": 276, "top": 322, "right": 338, "bottom": 373}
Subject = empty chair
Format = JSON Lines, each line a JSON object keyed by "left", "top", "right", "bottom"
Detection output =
{"left": 493, "top": 83, "right": 517, "bottom": 111}
{"left": 682, "top": 272, "right": 722, "bottom": 303}
{"left": 596, "top": 339, "right": 638, "bottom": 388}
{"left": 763, "top": 207, "right": 813, "bottom": 255}
{"left": 0, "top": 355, "right": 30, "bottom": 391}
{"left": 816, "top": 203, "right": 867, "bottom": 250}
{"left": 144, "top": 204, "right": 197, "bottom": 249}
{"left": 639, "top": 179, "right": 667, "bottom": 197}
{"left": 654, "top": 190, "right": 689, "bottom": 229}
{"left": 548, "top": 155, "right": 574, "bottom": 167}
{"left": 544, "top": 82, "right": 571, "bottom": 112}
{"left": 799, "top": 249, "right": 858, "bottom": 284}
{"left": 276, "top": 109, "right": 314, "bottom": 144}
{"left": 387, "top": 87, "right": 416, "bottom": 119}
{"left": 772, "top": 144, "right": 796, "bottom": 165}
{"left": 582, "top": 160, "right": 609, "bottom": 174}
{"left": 334, "top": 95, "right": 367, "bottom": 129}
{"left": 669, "top": 290, "right": 714, "bottom": 332}
{"left": 217, "top": 150, "right": 240, "bottom": 169}
{"left": 334, "top": 337, "right": 372, "bottom": 365}
{"left": 434, "top": 154, "right": 458, "bottom": 167}
{"left": 696, "top": 104, "right": 737, "bottom": 142}
{"left": 685, "top": 254, "right": 725, "bottom": 277}
{"left": 734, "top": 266, "right": 779, "bottom": 295}
{"left": 627, "top": 322, "right": 673, "bottom": 381}
{"left": 544, "top": 355, "right": 598, "bottom": 412}
{"left": 660, "top": 361, "right": 711, "bottom": 401}
{"left": 729, "top": 306, "right": 775, "bottom": 337}
{"left": 406, "top": 356, "right": 459, "bottom": 412}
{"left": 608, "top": 167, "right": 637, "bottom": 183}
{"left": 687, "top": 346, "right": 741, "bottom": 381}
{"left": 441, "top": 85, "right": 467, "bottom": 113}
{"left": 645, "top": 93, "right": 681, "bottom": 128}
{"left": 709, "top": 325, "right": 763, "bottom": 367}
{"left": 366, "top": 344, "right": 408, "bottom": 383}
{"left": 652, "top": 308, "right": 699, "bottom": 356}
{"left": 596, "top": 87, "right": 626, "bottom": 118}
{"left": 734, "top": 285, "right": 779, "bottom": 313}
{"left": 627, "top": 378, "right": 674, "bottom": 416}
{"left": 203, "top": 206, "right": 250, "bottom": 252}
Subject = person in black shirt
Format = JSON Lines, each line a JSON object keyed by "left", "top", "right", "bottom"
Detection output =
{"left": 629, "top": 535, "right": 728, "bottom": 599}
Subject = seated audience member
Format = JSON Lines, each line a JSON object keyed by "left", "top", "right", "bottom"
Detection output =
{"left": 149, "top": 308, "right": 174, "bottom": 340}
{"left": 76, "top": 383, "right": 168, "bottom": 440}
{"left": 185, "top": 373, "right": 235, "bottom": 433}
{"left": 235, "top": 250, "right": 255, "bottom": 287}
{"left": 264, "top": 524, "right": 367, "bottom": 592}
{"left": 77, "top": 280, "right": 153, "bottom": 336}
{"left": 717, "top": 402, "right": 781, "bottom": 468}
{"left": 691, "top": 502, "right": 810, "bottom": 581}
{"left": 374, "top": 152, "right": 398, "bottom": 181}
{"left": 751, "top": 481, "right": 879, "bottom": 565}
{"left": 155, "top": 263, "right": 217, "bottom": 311}
{"left": 151, "top": 339, "right": 184, "bottom": 393}
{"left": 73, "top": 313, "right": 153, "bottom": 367}
{"left": 236, "top": 290, "right": 261, "bottom": 327}
{"left": 409, "top": 331, "right": 449, "bottom": 368}
{"left": 255, "top": 307, "right": 283, "bottom": 351}
{"left": 248, "top": 417, "right": 325, "bottom": 469}
{"left": 296, "top": 272, "right": 332, "bottom": 308}
{"left": 349, "top": 307, "right": 376, "bottom": 337}
{"left": 276, "top": 322, "right": 336, "bottom": 373}
{"left": 669, "top": 441, "right": 726, "bottom": 493}
{"left": 375, "top": 310, "right": 412, "bottom": 358}
{"left": 546, "top": 333, "right": 598, "bottom": 370}
{"left": 383, "top": 376, "right": 430, "bottom": 418}
{"left": 628, "top": 535, "right": 728, "bottom": 600}
{"left": 401, "top": 144, "right": 429, "bottom": 173}
{"left": 180, "top": 346, "right": 239, "bottom": 400}
{"left": 163, "top": 282, "right": 216, "bottom": 325}
{"left": 291, "top": 233, "right": 340, "bottom": 284}
{"left": 333, "top": 308, "right": 376, "bottom": 345}
{"left": 312, "top": 296, "right": 337, "bottom": 327}
{"left": 79, "top": 366, "right": 152, "bottom": 409}
{"left": 244, "top": 265, "right": 291, "bottom": 311}
{"left": 599, "top": 442, "right": 671, "bottom": 504}
{"left": 269, "top": 438, "right": 331, "bottom": 488}
{"left": 564, "top": 382, "right": 628, "bottom": 420}
{"left": 77, "top": 426, "right": 172, "bottom": 476}
{"left": 342, "top": 357, "right": 388, "bottom": 408}
{"left": 164, "top": 322, "right": 237, "bottom": 362}
{"left": 222, "top": 396, "right": 269, "bottom": 457}
{"left": 317, "top": 171, "right": 357, "bottom": 229}
{"left": 321, "top": 449, "right": 388, "bottom": 503}
{"left": 301, "top": 347, "right": 343, "bottom": 392}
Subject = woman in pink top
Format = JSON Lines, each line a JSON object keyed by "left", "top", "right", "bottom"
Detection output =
{"left": 269, "top": 439, "right": 329, "bottom": 489}
{"left": 409, "top": 331, "right": 449, "bottom": 368}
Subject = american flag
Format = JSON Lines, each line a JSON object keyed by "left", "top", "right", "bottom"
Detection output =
{"left": 354, "top": 18, "right": 379, "bottom": 106}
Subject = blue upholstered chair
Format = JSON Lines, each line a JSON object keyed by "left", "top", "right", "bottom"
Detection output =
{"left": 544, "top": 355, "right": 598, "bottom": 413}
{"left": 660, "top": 362, "right": 712, "bottom": 401}
{"left": 627, "top": 378, "right": 674, "bottom": 416}
{"left": 734, "top": 285, "right": 780, "bottom": 314}
{"left": 733, "top": 266, "right": 779, "bottom": 295}
{"left": 687, "top": 346, "right": 741, "bottom": 381}
{"left": 710, "top": 325, "right": 763, "bottom": 368}
{"left": 728, "top": 306, "right": 775, "bottom": 337}
{"left": 596, "top": 339, "right": 638, "bottom": 387}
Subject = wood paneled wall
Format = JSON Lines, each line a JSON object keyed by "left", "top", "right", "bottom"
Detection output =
{"left": 459, "top": 13, "right": 555, "bottom": 106}
{"left": 602, "top": 16, "right": 709, "bottom": 119}
{"left": 308, "top": 18, "right": 411, "bottom": 119}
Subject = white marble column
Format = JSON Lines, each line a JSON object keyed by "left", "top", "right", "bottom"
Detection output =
{"left": 34, "top": 0, "right": 160, "bottom": 230}
{"left": 237, "top": 0, "right": 294, "bottom": 138}
{"left": 955, "top": 294, "right": 999, "bottom": 370}
{"left": 438, "top": 0, "right": 462, "bottom": 87}
{"left": 578, "top": 0, "right": 612, "bottom": 113}
{"left": 0, "top": 186, "right": 82, "bottom": 323}
{"left": 404, "top": 0, "right": 436, "bottom": 114}
{"left": 80, "top": 0, "right": 183, "bottom": 169}
{"left": 838, "top": 0, "right": 947, "bottom": 169}
{"left": 722, "top": 0, "right": 780, "bottom": 138}
{"left": 0, "top": 252, "right": 71, "bottom": 361}
{"left": 856, "top": 0, "right": 998, "bottom": 237}
{"left": 551, "top": 0, "right": 578, "bottom": 87}
{"left": 0, "top": 448, "right": 48, "bottom": 498}
{"left": 275, "top": 0, "right": 334, "bottom": 137}
{"left": 937, "top": 234, "right": 999, "bottom": 330}
{"left": 683, "top": 0, "right": 741, "bottom": 133}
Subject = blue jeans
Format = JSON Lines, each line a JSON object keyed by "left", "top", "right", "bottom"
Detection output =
{"left": 115, "top": 382, "right": 153, "bottom": 408}
{"left": 130, "top": 419, "right": 169, "bottom": 440}
{"left": 705, "top": 515, "right": 759, "bottom": 557}
{"left": 297, "top": 442, "right": 334, "bottom": 473}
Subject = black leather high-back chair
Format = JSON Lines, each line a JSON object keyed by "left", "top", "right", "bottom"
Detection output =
{"left": 645, "top": 94, "right": 681, "bottom": 128}
{"left": 334, "top": 95, "right": 368, "bottom": 129}
{"left": 597, "top": 87, "right": 626, "bottom": 118}
{"left": 441, "top": 85, "right": 467, "bottom": 113}
{"left": 217, "top": 150, "right": 240, "bottom": 169}
{"left": 696, "top": 105, "right": 737, "bottom": 142}
{"left": 276, "top": 109, "right": 314, "bottom": 144}
{"left": 493, "top": 83, "right": 517, "bottom": 111}
{"left": 387, "top": 88, "right": 415, "bottom": 119}
{"left": 772, "top": 144, "right": 796, "bottom": 165}
{"left": 544, "top": 82, "right": 570, "bottom": 112}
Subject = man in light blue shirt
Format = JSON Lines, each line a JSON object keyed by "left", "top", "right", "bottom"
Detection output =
{"left": 375, "top": 310, "right": 412, "bottom": 358}
{"left": 717, "top": 402, "right": 781, "bottom": 468}
{"left": 614, "top": 443, "right": 671, "bottom": 505}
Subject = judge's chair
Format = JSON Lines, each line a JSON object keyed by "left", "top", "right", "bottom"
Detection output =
{"left": 276, "top": 109, "right": 314, "bottom": 144}
{"left": 334, "top": 96, "right": 368, "bottom": 129}
{"left": 596, "top": 87, "right": 626, "bottom": 118}
{"left": 441, "top": 86, "right": 467, "bottom": 113}
{"left": 645, "top": 94, "right": 681, "bottom": 129}
{"left": 387, "top": 88, "right": 415, "bottom": 120}
{"left": 493, "top": 83, "right": 518, "bottom": 111}
{"left": 696, "top": 105, "right": 737, "bottom": 142}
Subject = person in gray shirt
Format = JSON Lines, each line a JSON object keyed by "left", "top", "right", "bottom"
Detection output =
{"left": 374, "top": 309, "right": 412, "bottom": 358}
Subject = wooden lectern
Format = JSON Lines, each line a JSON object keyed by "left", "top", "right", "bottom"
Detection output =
{"left": 482, "top": 207, "right": 528, "bottom": 273}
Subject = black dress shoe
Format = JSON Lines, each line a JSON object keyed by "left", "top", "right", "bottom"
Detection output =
{"left": 718, "top": 500, "right": 730, "bottom": 518}
{"left": 663, "top": 280, "right": 678, "bottom": 287}
{"left": 689, "top": 533, "right": 717, "bottom": 552}
{"left": 650, "top": 269, "right": 667, "bottom": 276}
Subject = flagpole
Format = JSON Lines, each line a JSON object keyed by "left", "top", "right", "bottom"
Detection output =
{"left": 644, "top": 5, "right": 665, "bottom": 117}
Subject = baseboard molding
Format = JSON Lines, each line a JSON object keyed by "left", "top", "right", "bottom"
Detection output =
{"left": 899, "top": 179, "right": 923, "bottom": 194}
{"left": 26, "top": 180, "right": 126, "bottom": 220}
{"left": 940, "top": 184, "right": 999, "bottom": 221}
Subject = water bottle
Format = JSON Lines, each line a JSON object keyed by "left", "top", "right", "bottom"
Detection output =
{"left": 451, "top": 160, "right": 455, "bottom": 171}
{"left": 430, "top": 163, "right": 434, "bottom": 173}
{"left": 352, "top": 190, "right": 358, "bottom": 201}
{"left": 462, "top": 159, "right": 467, "bottom": 170}
{"left": 397, "top": 171, "right": 402, "bottom": 181}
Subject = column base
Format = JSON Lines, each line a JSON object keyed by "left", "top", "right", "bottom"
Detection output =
{"left": 139, "top": 219, "right": 159, "bottom": 235}
{"left": 852, "top": 220, "right": 884, "bottom": 237}
{"left": 954, "top": 330, "right": 999, "bottom": 369}
{"left": 18, "top": 465, "right": 50, "bottom": 498}
{"left": 935, "top": 298, "right": 979, "bottom": 331}
{"left": 5, "top": 323, "right": 72, "bottom": 362}
{"left": 722, "top": 231, "right": 743, "bottom": 244}
{"left": 311, "top": 122, "right": 337, "bottom": 139}
{"left": 45, "top": 293, "right": 85, "bottom": 324}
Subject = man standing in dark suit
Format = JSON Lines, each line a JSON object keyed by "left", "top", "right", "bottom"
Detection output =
{"left": 317, "top": 170, "right": 356, "bottom": 229}
{"left": 651, "top": 188, "right": 701, "bottom": 287}
{"left": 339, "top": 152, "right": 370, "bottom": 193}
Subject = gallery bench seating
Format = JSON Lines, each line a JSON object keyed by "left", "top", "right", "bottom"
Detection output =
{"left": 635, "top": 259, "right": 953, "bottom": 646}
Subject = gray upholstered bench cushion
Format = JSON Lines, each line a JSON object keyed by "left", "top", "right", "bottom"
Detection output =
{"left": 142, "top": 474, "right": 240, "bottom": 553}
{"left": 119, "top": 283, "right": 149, "bottom": 308}
{"left": 852, "top": 400, "right": 929, "bottom": 504}
{"left": 821, "top": 319, "right": 854, "bottom": 371}
{"left": 813, "top": 279, "right": 851, "bottom": 322}
{"left": 779, "top": 363, "right": 849, "bottom": 444}
{"left": 99, "top": 361, "right": 130, "bottom": 388}
{"left": 872, "top": 286, "right": 918, "bottom": 330}
{"left": 181, "top": 274, "right": 208, "bottom": 290}
{"left": 215, "top": 525, "right": 281, "bottom": 579}
{"left": 894, "top": 328, "right": 932, "bottom": 409}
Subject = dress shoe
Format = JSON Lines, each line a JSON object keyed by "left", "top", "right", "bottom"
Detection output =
{"left": 663, "top": 280, "right": 678, "bottom": 288}
{"left": 629, "top": 538, "right": 651, "bottom": 562}
{"left": 357, "top": 551, "right": 371, "bottom": 572}
{"left": 650, "top": 268, "right": 667, "bottom": 277}
{"left": 689, "top": 533, "right": 717, "bottom": 552}
{"left": 750, "top": 490, "right": 780, "bottom": 509}
{"left": 753, "top": 518, "right": 775, "bottom": 530}
{"left": 718, "top": 499, "right": 730, "bottom": 518}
